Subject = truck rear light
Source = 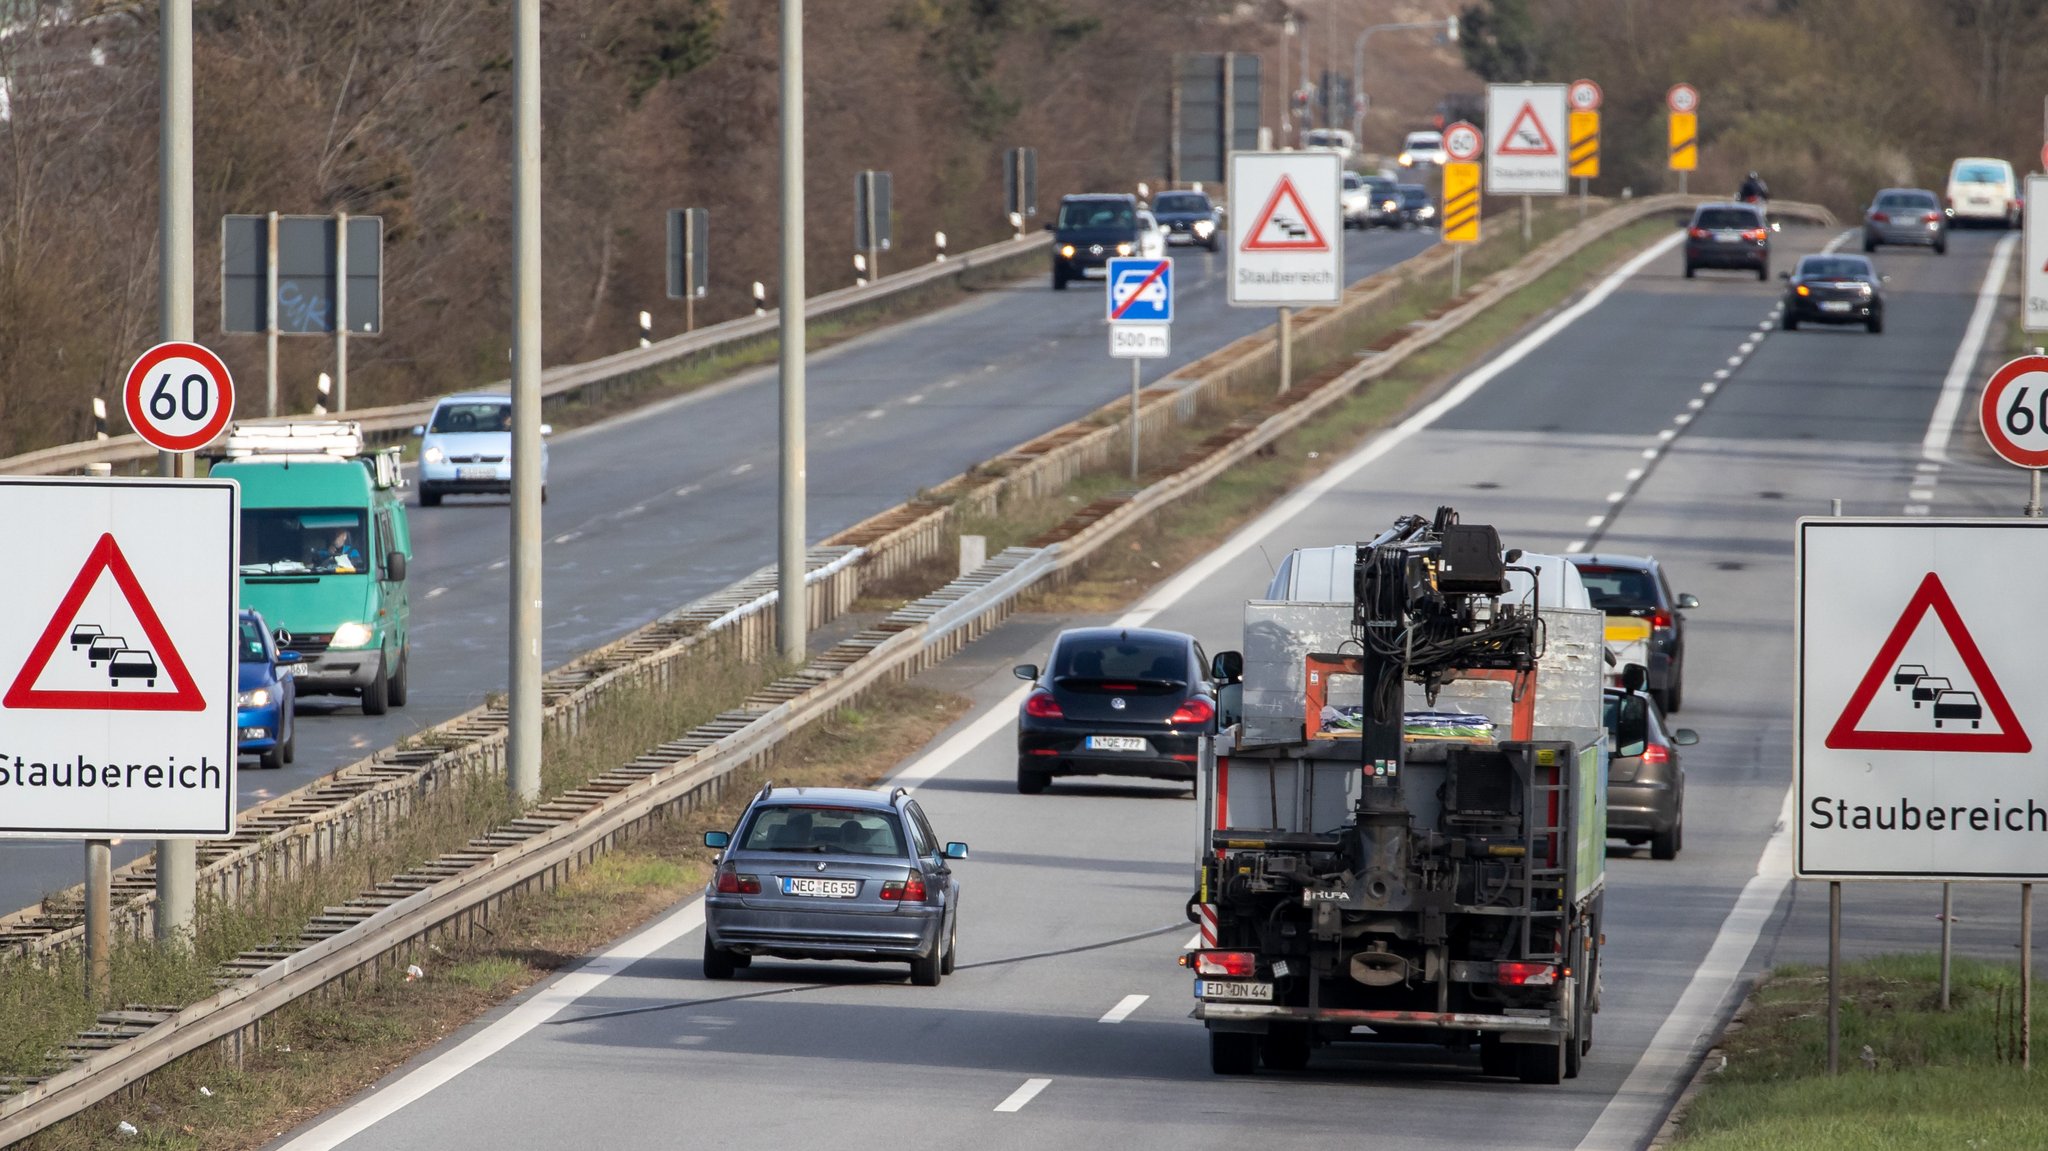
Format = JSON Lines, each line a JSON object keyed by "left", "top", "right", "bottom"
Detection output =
{"left": 881, "top": 874, "right": 928, "bottom": 902}
{"left": 1023, "top": 691, "right": 1064, "bottom": 719}
{"left": 715, "top": 870, "right": 761, "bottom": 895}
{"left": 1494, "top": 961, "right": 1557, "bottom": 986}
{"left": 1169, "top": 698, "right": 1215, "bottom": 726}
{"left": 1195, "top": 950, "right": 1257, "bottom": 977}
{"left": 1640, "top": 743, "right": 1670, "bottom": 766}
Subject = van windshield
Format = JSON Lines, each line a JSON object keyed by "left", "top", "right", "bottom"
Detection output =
{"left": 241, "top": 509, "right": 369, "bottom": 575}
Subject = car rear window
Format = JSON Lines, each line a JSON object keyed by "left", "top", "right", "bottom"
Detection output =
{"left": 741, "top": 806, "right": 905, "bottom": 856}
{"left": 1573, "top": 565, "right": 1660, "bottom": 611}
{"left": 1694, "top": 207, "right": 1761, "bottom": 229}
{"left": 1058, "top": 200, "right": 1134, "bottom": 229}
{"left": 1053, "top": 635, "right": 1187, "bottom": 685}
{"left": 1798, "top": 257, "right": 1873, "bottom": 279}
{"left": 429, "top": 401, "right": 512, "bottom": 433}
{"left": 1154, "top": 193, "right": 1207, "bottom": 213}
{"left": 1877, "top": 192, "right": 1936, "bottom": 209}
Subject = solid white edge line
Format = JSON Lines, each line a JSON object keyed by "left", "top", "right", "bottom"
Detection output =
{"left": 277, "top": 902, "right": 708, "bottom": 1151}
{"left": 1574, "top": 789, "right": 1794, "bottom": 1151}
{"left": 888, "top": 685, "right": 1033, "bottom": 793}
{"left": 994, "top": 1077, "right": 1053, "bottom": 1113}
{"left": 1921, "top": 232, "right": 2021, "bottom": 463}
{"left": 1117, "top": 229, "right": 1686, "bottom": 629}
{"left": 1099, "top": 994, "right": 1149, "bottom": 1024}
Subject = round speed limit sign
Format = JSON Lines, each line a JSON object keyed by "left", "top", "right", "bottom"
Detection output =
{"left": 1667, "top": 83, "right": 1699, "bottom": 114}
{"left": 1569, "top": 79, "right": 1603, "bottom": 111}
{"left": 1980, "top": 355, "right": 2048, "bottom": 468}
{"left": 123, "top": 341, "right": 236, "bottom": 453}
{"left": 1443, "top": 121, "right": 1483, "bottom": 162}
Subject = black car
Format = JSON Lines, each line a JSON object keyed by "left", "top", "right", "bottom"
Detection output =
{"left": 1780, "top": 253, "right": 1886, "bottom": 333}
{"left": 1394, "top": 183, "right": 1435, "bottom": 228}
{"left": 1151, "top": 190, "right": 1222, "bottom": 251}
{"left": 1049, "top": 193, "right": 1140, "bottom": 290}
{"left": 1568, "top": 554, "right": 1699, "bottom": 713}
{"left": 1013, "top": 627, "right": 1218, "bottom": 793}
{"left": 1604, "top": 676, "right": 1697, "bottom": 860}
{"left": 1682, "top": 202, "right": 1770, "bottom": 280}
{"left": 1362, "top": 176, "right": 1401, "bottom": 228}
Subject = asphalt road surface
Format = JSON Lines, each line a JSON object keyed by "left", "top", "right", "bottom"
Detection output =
{"left": 0, "top": 228, "right": 1438, "bottom": 919}
{"left": 263, "top": 229, "right": 2045, "bottom": 1151}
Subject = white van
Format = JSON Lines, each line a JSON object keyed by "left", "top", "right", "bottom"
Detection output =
{"left": 1399, "top": 130, "right": 1447, "bottom": 168}
{"left": 1945, "top": 157, "right": 2020, "bottom": 228}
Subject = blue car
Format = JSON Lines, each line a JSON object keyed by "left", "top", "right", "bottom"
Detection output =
{"left": 237, "top": 609, "right": 300, "bottom": 770}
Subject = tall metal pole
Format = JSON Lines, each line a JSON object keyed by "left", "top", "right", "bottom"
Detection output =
{"left": 506, "top": 0, "right": 543, "bottom": 805}
{"left": 777, "top": 0, "right": 808, "bottom": 665}
{"left": 154, "top": 0, "right": 196, "bottom": 947}
{"left": 266, "top": 211, "right": 279, "bottom": 416}
{"left": 335, "top": 210, "right": 349, "bottom": 411}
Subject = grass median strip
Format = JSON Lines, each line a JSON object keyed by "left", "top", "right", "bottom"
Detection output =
{"left": 1671, "top": 955, "right": 2048, "bottom": 1149}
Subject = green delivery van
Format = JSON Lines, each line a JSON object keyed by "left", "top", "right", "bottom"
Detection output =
{"left": 210, "top": 421, "right": 413, "bottom": 714}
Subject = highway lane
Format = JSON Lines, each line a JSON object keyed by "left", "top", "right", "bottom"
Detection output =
{"left": 262, "top": 229, "right": 2022, "bottom": 1151}
{"left": 0, "top": 228, "right": 1437, "bottom": 924}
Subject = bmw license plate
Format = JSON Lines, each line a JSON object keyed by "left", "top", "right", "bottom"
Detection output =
{"left": 1197, "top": 979, "right": 1274, "bottom": 1001}
{"left": 1087, "top": 735, "right": 1148, "bottom": 752}
{"left": 782, "top": 876, "right": 859, "bottom": 898}
{"left": 456, "top": 466, "right": 497, "bottom": 481}
{"left": 1819, "top": 301, "right": 1851, "bottom": 313}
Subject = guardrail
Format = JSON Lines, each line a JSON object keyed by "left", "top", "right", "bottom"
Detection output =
{"left": 0, "top": 195, "right": 1847, "bottom": 1140}
{"left": 0, "top": 233, "right": 1050, "bottom": 477}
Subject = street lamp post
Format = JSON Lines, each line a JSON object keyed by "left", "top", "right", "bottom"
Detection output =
{"left": 1351, "top": 16, "right": 1459, "bottom": 148}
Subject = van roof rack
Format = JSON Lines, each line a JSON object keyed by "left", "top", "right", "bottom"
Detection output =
{"left": 222, "top": 420, "right": 366, "bottom": 460}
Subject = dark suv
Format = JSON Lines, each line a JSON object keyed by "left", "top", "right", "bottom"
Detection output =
{"left": 1683, "top": 202, "right": 1770, "bottom": 280}
{"left": 1151, "top": 190, "right": 1223, "bottom": 251}
{"left": 1568, "top": 554, "right": 1700, "bottom": 712}
{"left": 1013, "top": 626, "right": 1218, "bottom": 792}
{"left": 1050, "top": 193, "right": 1140, "bottom": 290}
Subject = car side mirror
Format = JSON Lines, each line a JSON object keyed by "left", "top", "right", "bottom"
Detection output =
{"left": 1881, "top": 274, "right": 1891, "bottom": 283}
{"left": 1677, "top": 593, "right": 1701, "bottom": 609}
{"left": 1211, "top": 650, "right": 1244, "bottom": 684}
{"left": 1621, "top": 663, "right": 1648, "bottom": 694}
{"left": 385, "top": 552, "right": 407, "bottom": 582}
{"left": 275, "top": 650, "right": 302, "bottom": 666}
{"left": 539, "top": 423, "right": 554, "bottom": 437}
{"left": 1673, "top": 729, "right": 1700, "bottom": 747}
{"left": 944, "top": 842, "right": 970, "bottom": 860}
{"left": 1013, "top": 663, "right": 1039, "bottom": 681}
{"left": 704, "top": 830, "right": 730, "bottom": 849}
{"left": 411, "top": 424, "right": 426, "bottom": 436}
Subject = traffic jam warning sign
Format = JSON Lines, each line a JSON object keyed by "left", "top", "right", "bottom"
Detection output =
{"left": 1798, "top": 518, "right": 2048, "bottom": 880}
{"left": 1484, "top": 83, "right": 1567, "bottom": 195}
{"left": 1227, "top": 150, "right": 1341, "bottom": 307}
{"left": 0, "top": 478, "right": 239, "bottom": 838}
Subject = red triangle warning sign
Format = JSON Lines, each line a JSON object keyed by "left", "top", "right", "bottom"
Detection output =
{"left": 3, "top": 533, "right": 205, "bottom": 712}
{"left": 1241, "top": 175, "right": 1331, "bottom": 252}
{"left": 1497, "top": 101, "right": 1559, "bottom": 156}
{"left": 1824, "top": 572, "right": 2029, "bottom": 753}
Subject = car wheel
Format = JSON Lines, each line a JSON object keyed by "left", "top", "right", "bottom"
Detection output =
{"left": 1936, "top": 239, "right": 1948, "bottom": 255}
{"left": 420, "top": 488, "right": 442, "bottom": 508}
{"left": 1683, "top": 263, "right": 1696, "bottom": 279}
{"left": 1262, "top": 1025, "right": 1312, "bottom": 1071}
{"left": 1480, "top": 1036, "right": 1516, "bottom": 1077}
{"left": 940, "top": 913, "right": 958, "bottom": 976}
{"left": 1051, "top": 270, "right": 1068, "bottom": 291}
{"left": 910, "top": 945, "right": 943, "bottom": 987}
{"left": 1781, "top": 311, "right": 1798, "bottom": 331}
{"left": 388, "top": 646, "right": 410, "bottom": 708}
{"left": 1209, "top": 1031, "right": 1259, "bottom": 1075}
{"left": 1651, "top": 816, "right": 1681, "bottom": 861}
{"left": 541, "top": 485, "right": 549, "bottom": 504}
{"left": 1867, "top": 311, "right": 1884, "bottom": 335}
{"left": 259, "top": 742, "right": 284, "bottom": 771}
{"left": 1206, "top": 239, "right": 1220, "bottom": 253}
{"left": 1660, "top": 674, "right": 1683, "bottom": 715}
{"left": 702, "top": 935, "right": 740, "bottom": 980}
{"left": 1863, "top": 236, "right": 1876, "bottom": 253}
{"left": 1517, "top": 1035, "right": 1567, "bottom": 1085}
{"left": 360, "top": 657, "right": 390, "bottom": 716}
{"left": 282, "top": 717, "right": 296, "bottom": 764}
{"left": 1756, "top": 262, "right": 1769, "bottom": 282}
{"left": 1017, "top": 761, "right": 1050, "bottom": 794}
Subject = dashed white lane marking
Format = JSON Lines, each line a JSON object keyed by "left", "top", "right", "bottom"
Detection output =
{"left": 488, "top": 560, "right": 506, "bottom": 571}
{"left": 674, "top": 484, "right": 701, "bottom": 497}
{"left": 1673, "top": 413, "right": 1693, "bottom": 426}
{"left": 1099, "top": 995, "right": 1148, "bottom": 1024}
{"left": 552, "top": 532, "right": 580, "bottom": 544}
{"left": 1700, "top": 381, "right": 1718, "bottom": 394}
{"left": 1738, "top": 341, "right": 1755, "bottom": 353}
{"left": 1585, "top": 515, "right": 1605, "bottom": 529}
{"left": 865, "top": 409, "right": 886, "bottom": 420}
{"left": 1657, "top": 428, "right": 1677, "bottom": 441}
{"left": 1563, "top": 539, "right": 1587, "bottom": 553}
{"left": 1605, "top": 491, "right": 1624, "bottom": 503}
{"left": 1726, "top": 355, "right": 1742, "bottom": 366}
{"left": 730, "top": 463, "right": 752, "bottom": 475}
{"left": 1909, "top": 489, "right": 1935, "bottom": 501}
{"left": 995, "top": 1079, "right": 1052, "bottom": 1113}
{"left": 1713, "top": 369, "right": 1730, "bottom": 380}
{"left": 1641, "top": 447, "right": 1660, "bottom": 460}
{"left": 1688, "top": 398, "right": 1706, "bottom": 410}
{"left": 1625, "top": 468, "right": 1645, "bottom": 482}
{"left": 905, "top": 393, "right": 926, "bottom": 405}
{"left": 425, "top": 587, "right": 447, "bottom": 600}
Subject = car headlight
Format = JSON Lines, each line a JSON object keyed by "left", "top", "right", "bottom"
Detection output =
{"left": 1795, "top": 284, "right": 1810, "bottom": 296}
{"left": 1858, "top": 284, "right": 1872, "bottom": 297}
{"left": 1398, "top": 153, "right": 1413, "bottom": 166}
{"left": 238, "top": 687, "right": 272, "bottom": 708}
{"left": 1115, "top": 242, "right": 1134, "bottom": 256}
{"left": 422, "top": 446, "right": 445, "bottom": 464}
{"left": 330, "top": 621, "right": 375, "bottom": 649}
{"left": 1383, "top": 200, "right": 1398, "bottom": 211}
{"left": 1419, "top": 205, "right": 1436, "bottom": 218}
{"left": 1059, "top": 244, "right": 1075, "bottom": 258}
{"left": 1193, "top": 220, "right": 1214, "bottom": 236}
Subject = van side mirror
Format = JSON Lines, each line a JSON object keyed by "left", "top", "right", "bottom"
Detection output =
{"left": 385, "top": 552, "right": 407, "bottom": 582}
{"left": 1013, "top": 663, "right": 1040, "bottom": 681}
{"left": 1621, "top": 663, "right": 1648, "bottom": 694}
{"left": 1211, "top": 650, "right": 1244, "bottom": 684}
{"left": 704, "top": 830, "right": 730, "bottom": 849}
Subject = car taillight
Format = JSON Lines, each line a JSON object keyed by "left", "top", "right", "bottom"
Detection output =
{"left": 1495, "top": 961, "right": 1557, "bottom": 986}
{"left": 1195, "top": 951, "right": 1257, "bottom": 977}
{"left": 1870, "top": 212, "right": 1889, "bottom": 223}
{"left": 881, "top": 874, "right": 928, "bottom": 902}
{"left": 1169, "top": 698, "right": 1215, "bottom": 726}
{"left": 1687, "top": 226, "right": 1708, "bottom": 239}
{"left": 1022, "top": 691, "right": 1064, "bottom": 719}
{"left": 1742, "top": 228, "right": 1767, "bottom": 241}
{"left": 1649, "top": 609, "right": 1673, "bottom": 629}
{"left": 715, "top": 870, "right": 761, "bottom": 895}
{"left": 1640, "top": 743, "right": 1671, "bottom": 766}
{"left": 1924, "top": 212, "right": 1942, "bottom": 222}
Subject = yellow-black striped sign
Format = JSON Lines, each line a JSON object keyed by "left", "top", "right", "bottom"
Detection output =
{"left": 1668, "top": 111, "right": 1697, "bottom": 172}
{"left": 1569, "top": 110, "right": 1599, "bottom": 178}
{"left": 1442, "top": 161, "right": 1480, "bottom": 244}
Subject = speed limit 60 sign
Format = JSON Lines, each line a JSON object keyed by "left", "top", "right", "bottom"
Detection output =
{"left": 1981, "top": 355, "right": 2048, "bottom": 468}
{"left": 124, "top": 342, "right": 235, "bottom": 453}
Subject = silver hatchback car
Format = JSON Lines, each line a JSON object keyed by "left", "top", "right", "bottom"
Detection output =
{"left": 702, "top": 784, "right": 967, "bottom": 985}
{"left": 1863, "top": 187, "right": 1947, "bottom": 254}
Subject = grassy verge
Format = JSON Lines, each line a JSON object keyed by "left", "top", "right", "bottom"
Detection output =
{"left": 16, "top": 681, "right": 968, "bottom": 1151}
{"left": 1672, "top": 955, "right": 2048, "bottom": 1149}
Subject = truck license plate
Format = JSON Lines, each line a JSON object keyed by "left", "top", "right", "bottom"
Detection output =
{"left": 1087, "top": 735, "right": 1148, "bottom": 752}
{"left": 1198, "top": 979, "right": 1274, "bottom": 1001}
{"left": 782, "top": 876, "right": 859, "bottom": 898}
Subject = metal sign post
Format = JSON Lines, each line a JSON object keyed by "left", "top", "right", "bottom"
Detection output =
{"left": 668, "top": 207, "right": 710, "bottom": 333}
{"left": 223, "top": 213, "right": 382, "bottom": 415}
{"left": 855, "top": 169, "right": 892, "bottom": 283}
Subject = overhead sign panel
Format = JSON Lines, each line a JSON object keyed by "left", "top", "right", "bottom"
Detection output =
{"left": 1797, "top": 518, "right": 2048, "bottom": 879}
{"left": 1228, "top": 150, "right": 1341, "bottom": 306}
{"left": 0, "top": 478, "right": 238, "bottom": 838}
{"left": 1484, "top": 83, "right": 1567, "bottom": 195}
